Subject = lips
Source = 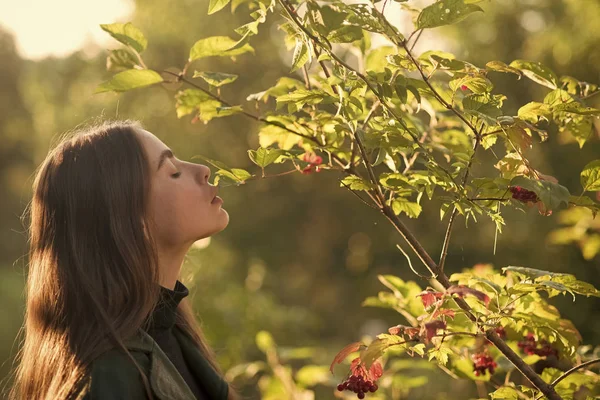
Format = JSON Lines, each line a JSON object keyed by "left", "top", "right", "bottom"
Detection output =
{"left": 210, "top": 187, "right": 219, "bottom": 202}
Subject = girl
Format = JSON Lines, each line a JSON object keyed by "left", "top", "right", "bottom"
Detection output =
{"left": 9, "top": 119, "right": 240, "bottom": 399}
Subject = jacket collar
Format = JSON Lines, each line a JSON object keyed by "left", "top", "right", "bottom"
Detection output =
{"left": 123, "top": 327, "right": 228, "bottom": 400}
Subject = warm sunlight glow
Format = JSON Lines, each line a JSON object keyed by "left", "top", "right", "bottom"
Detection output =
{"left": 0, "top": 0, "right": 135, "bottom": 60}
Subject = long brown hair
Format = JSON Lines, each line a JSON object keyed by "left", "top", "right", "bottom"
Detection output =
{"left": 8, "top": 119, "right": 240, "bottom": 399}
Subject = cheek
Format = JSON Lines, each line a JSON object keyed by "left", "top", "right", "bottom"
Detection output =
{"left": 149, "top": 184, "right": 217, "bottom": 241}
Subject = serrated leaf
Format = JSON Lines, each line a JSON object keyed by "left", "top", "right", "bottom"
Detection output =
{"left": 450, "top": 75, "right": 493, "bottom": 94}
{"left": 192, "top": 71, "right": 238, "bottom": 87}
{"left": 391, "top": 198, "right": 422, "bottom": 218}
{"left": 509, "top": 60, "right": 558, "bottom": 89}
{"left": 106, "top": 49, "right": 139, "bottom": 71}
{"left": 517, "top": 102, "right": 551, "bottom": 123}
{"left": 100, "top": 22, "right": 148, "bottom": 53}
{"left": 416, "top": 0, "right": 483, "bottom": 29}
{"left": 361, "top": 335, "right": 406, "bottom": 369}
{"left": 340, "top": 175, "right": 376, "bottom": 191}
{"left": 330, "top": 342, "right": 362, "bottom": 373}
{"left": 553, "top": 102, "right": 600, "bottom": 115}
{"left": 427, "top": 346, "right": 453, "bottom": 366}
{"left": 175, "top": 88, "right": 243, "bottom": 122}
{"left": 503, "top": 266, "right": 566, "bottom": 280}
{"left": 327, "top": 25, "right": 364, "bottom": 43}
{"left": 95, "top": 69, "right": 163, "bottom": 93}
{"left": 510, "top": 176, "right": 570, "bottom": 211}
{"left": 291, "top": 38, "right": 309, "bottom": 73}
{"left": 216, "top": 168, "right": 252, "bottom": 183}
{"left": 490, "top": 387, "right": 521, "bottom": 400}
{"left": 208, "top": 0, "right": 231, "bottom": 14}
{"left": 486, "top": 61, "right": 523, "bottom": 77}
{"left": 189, "top": 36, "right": 254, "bottom": 61}
{"left": 248, "top": 147, "right": 286, "bottom": 168}
{"left": 580, "top": 160, "right": 600, "bottom": 192}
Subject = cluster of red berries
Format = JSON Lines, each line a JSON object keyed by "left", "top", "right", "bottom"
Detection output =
{"left": 495, "top": 326, "right": 507, "bottom": 339}
{"left": 301, "top": 152, "right": 323, "bottom": 174}
{"left": 337, "top": 375, "right": 378, "bottom": 399}
{"left": 517, "top": 333, "right": 558, "bottom": 357}
{"left": 472, "top": 352, "right": 498, "bottom": 376}
{"left": 509, "top": 186, "right": 539, "bottom": 203}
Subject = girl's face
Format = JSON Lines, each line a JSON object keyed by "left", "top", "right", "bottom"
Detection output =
{"left": 135, "top": 128, "right": 229, "bottom": 248}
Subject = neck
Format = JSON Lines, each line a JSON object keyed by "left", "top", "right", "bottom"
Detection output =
{"left": 157, "top": 244, "right": 189, "bottom": 290}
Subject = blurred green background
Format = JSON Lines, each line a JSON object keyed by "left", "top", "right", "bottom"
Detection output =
{"left": 0, "top": 0, "right": 598, "bottom": 398}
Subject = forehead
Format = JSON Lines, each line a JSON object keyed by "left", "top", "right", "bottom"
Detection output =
{"left": 135, "top": 128, "right": 168, "bottom": 155}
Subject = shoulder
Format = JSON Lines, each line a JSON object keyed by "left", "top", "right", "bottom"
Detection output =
{"left": 83, "top": 348, "right": 152, "bottom": 400}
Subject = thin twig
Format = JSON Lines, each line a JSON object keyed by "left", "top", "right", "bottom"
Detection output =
{"left": 469, "top": 197, "right": 510, "bottom": 202}
{"left": 401, "top": 42, "right": 481, "bottom": 141}
{"left": 532, "top": 358, "right": 600, "bottom": 399}
{"left": 340, "top": 181, "right": 380, "bottom": 210}
{"left": 409, "top": 29, "right": 424, "bottom": 52}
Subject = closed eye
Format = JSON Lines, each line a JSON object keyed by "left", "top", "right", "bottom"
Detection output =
{"left": 171, "top": 172, "right": 181, "bottom": 178}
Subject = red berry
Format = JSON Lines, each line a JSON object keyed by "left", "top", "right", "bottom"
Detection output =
{"left": 460, "top": 85, "right": 468, "bottom": 91}
{"left": 509, "top": 186, "right": 538, "bottom": 203}
{"left": 357, "top": 392, "right": 365, "bottom": 399}
{"left": 337, "top": 384, "right": 345, "bottom": 392}
{"left": 472, "top": 352, "right": 497, "bottom": 376}
{"left": 495, "top": 326, "right": 507, "bottom": 339}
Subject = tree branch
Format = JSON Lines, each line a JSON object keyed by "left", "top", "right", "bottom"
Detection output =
{"left": 271, "top": 7, "right": 561, "bottom": 398}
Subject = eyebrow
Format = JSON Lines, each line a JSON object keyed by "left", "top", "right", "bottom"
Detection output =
{"left": 157, "top": 149, "right": 174, "bottom": 171}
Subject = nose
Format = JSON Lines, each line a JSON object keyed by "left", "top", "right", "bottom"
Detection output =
{"left": 191, "top": 162, "right": 211, "bottom": 185}
{"left": 203, "top": 165, "right": 211, "bottom": 183}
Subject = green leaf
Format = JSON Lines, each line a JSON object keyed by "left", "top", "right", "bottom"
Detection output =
{"left": 361, "top": 334, "right": 406, "bottom": 369}
{"left": 416, "top": 0, "right": 483, "bottom": 29}
{"left": 543, "top": 89, "right": 574, "bottom": 106}
{"left": 216, "top": 168, "right": 252, "bottom": 184}
{"left": 517, "top": 102, "right": 551, "bottom": 123}
{"left": 581, "top": 160, "right": 600, "bottom": 192}
{"left": 327, "top": 25, "right": 364, "bottom": 43}
{"left": 295, "top": 366, "right": 330, "bottom": 387}
{"left": 560, "top": 116, "right": 593, "bottom": 148}
{"left": 510, "top": 176, "right": 570, "bottom": 211}
{"left": 503, "top": 266, "right": 566, "bottom": 280}
{"left": 175, "top": 89, "right": 243, "bottom": 122}
{"left": 95, "top": 69, "right": 163, "bottom": 93}
{"left": 291, "top": 39, "right": 309, "bottom": 73}
{"left": 276, "top": 89, "right": 333, "bottom": 108}
{"left": 503, "top": 266, "right": 600, "bottom": 299}
{"left": 427, "top": 346, "right": 453, "bottom": 366}
{"left": 490, "top": 387, "right": 521, "bottom": 400}
{"left": 106, "top": 49, "right": 139, "bottom": 71}
{"left": 192, "top": 71, "right": 238, "bottom": 87}
{"left": 553, "top": 102, "right": 600, "bottom": 115}
{"left": 485, "top": 61, "right": 523, "bottom": 77}
{"left": 208, "top": 0, "right": 231, "bottom": 14}
{"left": 509, "top": 60, "right": 558, "bottom": 89}
{"left": 189, "top": 36, "right": 254, "bottom": 61}
{"left": 100, "top": 22, "right": 148, "bottom": 53}
{"left": 248, "top": 147, "right": 286, "bottom": 168}
{"left": 366, "top": 46, "right": 396, "bottom": 73}
{"left": 256, "top": 331, "right": 276, "bottom": 353}
{"left": 391, "top": 198, "right": 422, "bottom": 218}
{"left": 450, "top": 75, "right": 493, "bottom": 94}
{"left": 340, "top": 175, "right": 375, "bottom": 191}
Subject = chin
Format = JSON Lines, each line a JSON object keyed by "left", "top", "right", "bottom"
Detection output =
{"left": 198, "top": 212, "right": 229, "bottom": 239}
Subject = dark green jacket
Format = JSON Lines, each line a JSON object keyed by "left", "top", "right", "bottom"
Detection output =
{"left": 83, "top": 326, "right": 229, "bottom": 400}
